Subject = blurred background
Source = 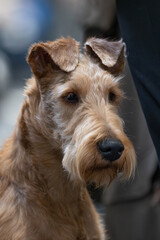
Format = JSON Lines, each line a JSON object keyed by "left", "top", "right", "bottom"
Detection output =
{"left": 0, "top": 1, "right": 160, "bottom": 240}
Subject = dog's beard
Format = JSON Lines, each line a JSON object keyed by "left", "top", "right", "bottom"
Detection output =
{"left": 62, "top": 118, "right": 136, "bottom": 186}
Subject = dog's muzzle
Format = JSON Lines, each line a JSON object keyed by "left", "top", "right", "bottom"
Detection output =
{"left": 97, "top": 138, "right": 124, "bottom": 162}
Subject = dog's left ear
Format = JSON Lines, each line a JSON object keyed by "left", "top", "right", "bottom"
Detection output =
{"left": 84, "top": 38, "right": 125, "bottom": 76}
{"left": 27, "top": 37, "right": 80, "bottom": 78}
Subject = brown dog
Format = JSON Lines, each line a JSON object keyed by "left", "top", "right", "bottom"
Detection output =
{"left": 0, "top": 37, "right": 136, "bottom": 240}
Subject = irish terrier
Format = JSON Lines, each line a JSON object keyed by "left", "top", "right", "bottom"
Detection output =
{"left": 0, "top": 37, "right": 136, "bottom": 240}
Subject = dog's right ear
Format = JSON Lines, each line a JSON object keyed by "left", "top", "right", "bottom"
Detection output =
{"left": 27, "top": 37, "right": 80, "bottom": 79}
{"left": 84, "top": 38, "right": 126, "bottom": 76}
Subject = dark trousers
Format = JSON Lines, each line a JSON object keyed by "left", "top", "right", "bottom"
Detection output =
{"left": 116, "top": 0, "right": 160, "bottom": 163}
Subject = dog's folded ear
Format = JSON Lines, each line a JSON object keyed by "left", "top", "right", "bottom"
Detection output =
{"left": 27, "top": 37, "right": 80, "bottom": 78}
{"left": 84, "top": 38, "right": 126, "bottom": 76}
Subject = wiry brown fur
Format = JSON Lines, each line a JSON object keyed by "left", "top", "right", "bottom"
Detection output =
{"left": 0, "top": 37, "right": 136, "bottom": 240}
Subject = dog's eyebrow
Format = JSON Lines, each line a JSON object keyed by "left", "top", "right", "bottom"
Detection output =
{"left": 53, "top": 83, "right": 78, "bottom": 98}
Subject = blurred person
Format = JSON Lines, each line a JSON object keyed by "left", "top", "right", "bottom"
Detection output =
{"left": 116, "top": 0, "right": 160, "bottom": 165}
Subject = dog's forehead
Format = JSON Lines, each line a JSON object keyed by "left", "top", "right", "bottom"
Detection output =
{"left": 70, "top": 54, "right": 120, "bottom": 90}
{"left": 53, "top": 54, "right": 122, "bottom": 99}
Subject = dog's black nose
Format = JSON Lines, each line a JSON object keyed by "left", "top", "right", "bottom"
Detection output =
{"left": 97, "top": 139, "right": 124, "bottom": 162}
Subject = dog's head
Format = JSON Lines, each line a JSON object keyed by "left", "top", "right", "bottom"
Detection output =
{"left": 27, "top": 37, "right": 136, "bottom": 186}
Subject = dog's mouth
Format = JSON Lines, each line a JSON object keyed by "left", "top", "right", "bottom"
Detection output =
{"left": 90, "top": 162, "right": 112, "bottom": 172}
{"left": 93, "top": 164, "right": 110, "bottom": 171}
{"left": 92, "top": 159, "right": 122, "bottom": 173}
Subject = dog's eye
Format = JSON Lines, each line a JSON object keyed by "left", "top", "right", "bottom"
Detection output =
{"left": 109, "top": 92, "right": 116, "bottom": 102}
{"left": 64, "top": 93, "right": 79, "bottom": 103}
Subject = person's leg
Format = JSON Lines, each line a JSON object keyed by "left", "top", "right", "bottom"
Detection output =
{"left": 116, "top": 0, "right": 160, "bottom": 162}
